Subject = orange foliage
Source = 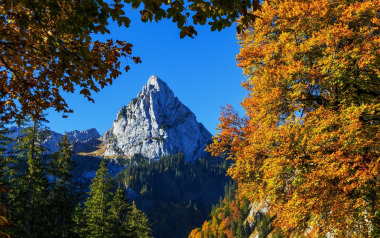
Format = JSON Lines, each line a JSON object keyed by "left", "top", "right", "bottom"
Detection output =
{"left": 208, "top": 0, "right": 380, "bottom": 237}
{"left": 189, "top": 188, "right": 251, "bottom": 238}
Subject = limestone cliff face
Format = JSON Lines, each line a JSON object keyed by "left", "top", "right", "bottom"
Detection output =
{"left": 101, "top": 75, "right": 212, "bottom": 161}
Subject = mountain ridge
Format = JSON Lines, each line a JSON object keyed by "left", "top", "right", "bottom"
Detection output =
{"left": 5, "top": 126, "right": 101, "bottom": 154}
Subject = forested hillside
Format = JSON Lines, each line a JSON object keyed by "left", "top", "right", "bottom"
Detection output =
{"left": 189, "top": 182, "right": 282, "bottom": 238}
{"left": 189, "top": 182, "right": 251, "bottom": 238}
{"left": 114, "top": 153, "right": 232, "bottom": 238}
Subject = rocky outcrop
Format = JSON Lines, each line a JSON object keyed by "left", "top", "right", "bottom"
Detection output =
{"left": 5, "top": 126, "right": 101, "bottom": 154}
{"left": 44, "top": 128, "right": 101, "bottom": 153}
{"left": 66, "top": 128, "right": 100, "bottom": 143}
{"left": 101, "top": 75, "right": 212, "bottom": 161}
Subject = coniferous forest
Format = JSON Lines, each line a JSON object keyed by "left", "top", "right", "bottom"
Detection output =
{"left": 0, "top": 121, "right": 152, "bottom": 238}
{"left": 114, "top": 153, "right": 231, "bottom": 238}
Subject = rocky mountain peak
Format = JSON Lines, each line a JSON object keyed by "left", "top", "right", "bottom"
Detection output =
{"left": 141, "top": 75, "right": 169, "bottom": 93}
{"left": 101, "top": 75, "right": 212, "bottom": 161}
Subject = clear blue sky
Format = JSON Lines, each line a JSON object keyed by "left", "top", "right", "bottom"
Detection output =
{"left": 46, "top": 8, "right": 247, "bottom": 136}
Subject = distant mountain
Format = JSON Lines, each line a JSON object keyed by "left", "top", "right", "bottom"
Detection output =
{"left": 5, "top": 126, "right": 101, "bottom": 154}
{"left": 101, "top": 75, "right": 212, "bottom": 161}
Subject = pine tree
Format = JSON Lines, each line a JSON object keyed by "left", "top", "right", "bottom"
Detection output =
{"left": 258, "top": 214, "right": 272, "bottom": 238}
{"left": 236, "top": 213, "right": 246, "bottom": 238}
{"left": 7, "top": 118, "right": 51, "bottom": 237}
{"left": 83, "top": 160, "right": 113, "bottom": 238}
{"left": 128, "top": 201, "right": 153, "bottom": 238}
{"left": 108, "top": 187, "right": 133, "bottom": 238}
{"left": 0, "top": 124, "right": 11, "bottom": 237}
{"left": 49, "top": 134, "right": 76, "bottom": 237}
{"left": 71, "top": 203, "right": 86, "bottom": 238}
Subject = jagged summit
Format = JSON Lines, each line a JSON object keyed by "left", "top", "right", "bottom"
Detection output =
{"left": 101, "top": 75, "right": 212, "bottom": 161}
{"left": 141, "top": 75, "right": 170, "bottom": 93}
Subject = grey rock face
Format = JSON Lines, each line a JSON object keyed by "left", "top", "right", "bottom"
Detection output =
{"left": 5, "top": 127, "right": 101, "bottom": 154}
{"left": 101, "top": 75, "right": 212, "bottom": 161}
{"left": 44, "top": 128, "right": 101, "bottom": 153}
{"left": 66, "top": 128, "right": 101, "bottom": 142}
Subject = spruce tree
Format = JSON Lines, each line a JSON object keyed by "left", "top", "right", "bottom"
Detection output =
{"left": 82, "top": 160, "right": 153, "bottom": 238}
{"left": 7, "top": 118, "right": 51, "bottom": 237}
{"left": 236, "top": 213, "right": 246, "bottom": 238}
{"left": 108, "top": 186, "right": 133, "bottom": 238}
{"left": 49, "top": 134, "right": 76, "bottom": 237}
{"left": 83, "top": 160, "right": 113, "bottom": 238}
{"left": 128, "top": 201, "right": 153, "bottom": 238}
{"left": 71, "top": 203, "right": 86, "bottom": 238}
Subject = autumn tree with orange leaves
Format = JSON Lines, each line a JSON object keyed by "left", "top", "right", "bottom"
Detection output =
{"left": 208, "top": 0, "right": 380, "bottom": 237}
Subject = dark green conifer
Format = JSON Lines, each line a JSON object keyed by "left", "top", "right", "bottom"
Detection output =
{"left": 236, "top": 214, "right": 246, "bottom": 238}
{"left": 83, "top": 160, "right": 113, "bottom": 238}
{"left": 129, "top": 201, "right": 153, "bottom": 238}
{"left": 108, "top": 186, "right": 133, "bottom": 238}
{"left": 7, "top": 118, "right": 51, "bottom": 237}
{"left": 49, "top": 134, "right": 75, "bottom": 237}
{"left": 71, "top": 203, "right": 86, "bottom": 238}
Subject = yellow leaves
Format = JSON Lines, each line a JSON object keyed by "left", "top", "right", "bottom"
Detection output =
{"left": 188, "top": 228, "right": 202, "bottom": 238}
{"left": 214, "top": 0, "right": 380, "bottom": 236}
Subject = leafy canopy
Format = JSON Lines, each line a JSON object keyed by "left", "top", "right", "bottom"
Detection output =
{"left": 0, "top": 0, "right": 260, "bottom": 123}
{"left": 209, "top": 0, "right": 380, "bottom": 237}
{"left": 124, "top": 0, "right": 261, "bottom": 36}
